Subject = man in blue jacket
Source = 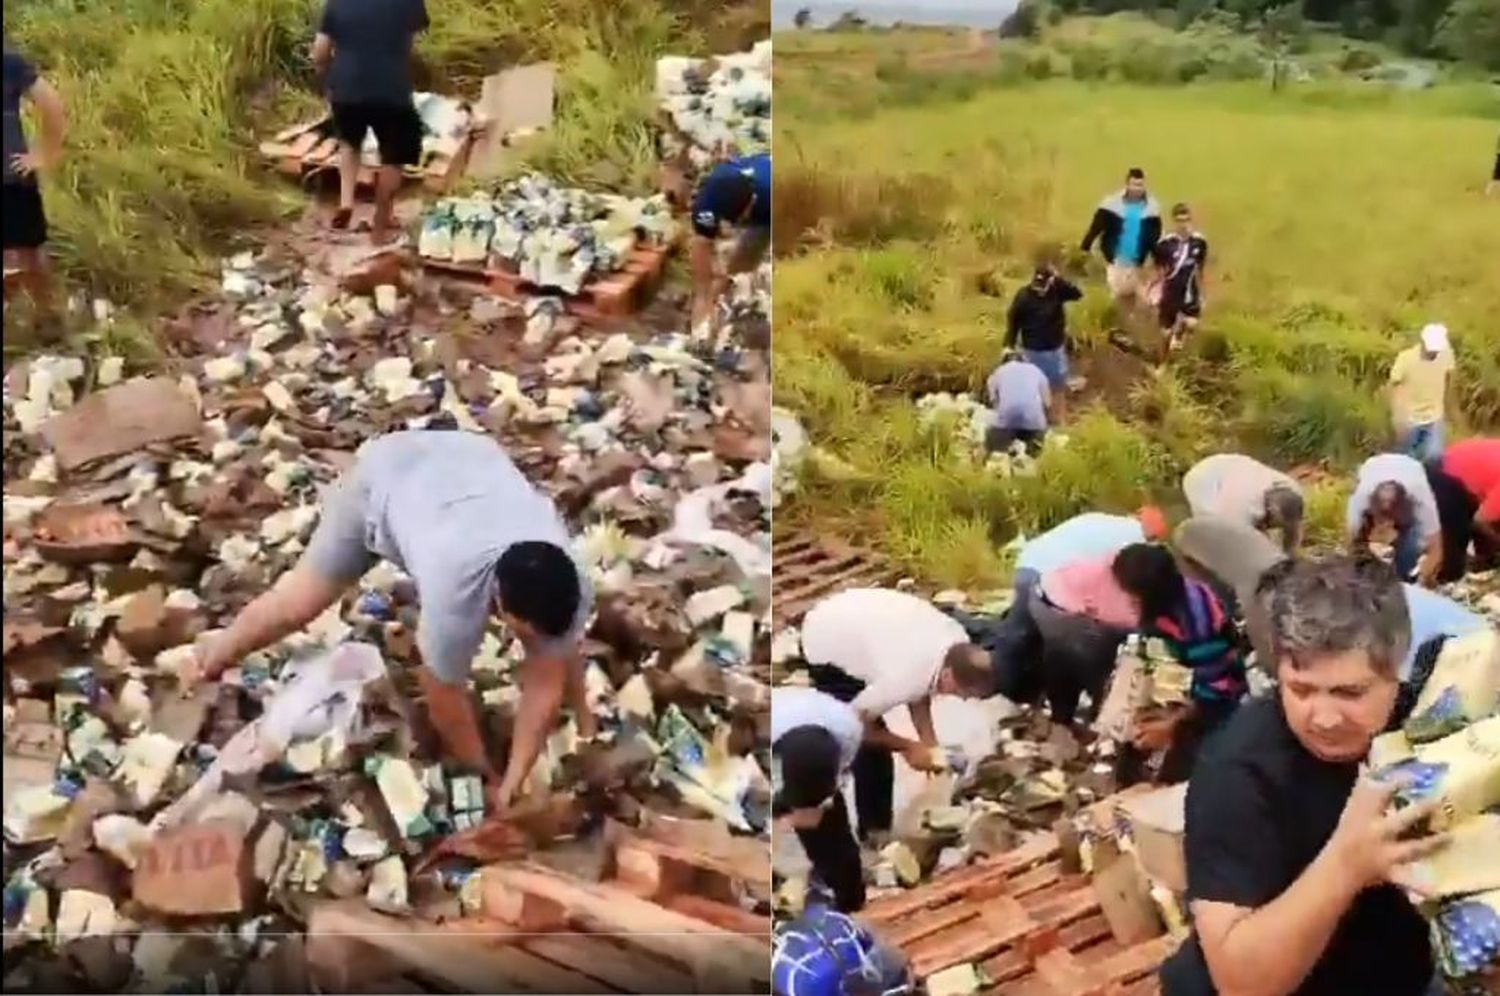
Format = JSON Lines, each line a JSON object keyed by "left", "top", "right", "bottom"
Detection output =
{"left": 690, "top": 151, "right": 770, "bottom": 329}
{"left": 1081, "top": 167, "right": 1162, "bottom": 312}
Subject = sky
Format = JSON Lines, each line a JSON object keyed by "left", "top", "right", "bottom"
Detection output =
{"left": 770, "top": 0, "right": 1019, "bottom": 28}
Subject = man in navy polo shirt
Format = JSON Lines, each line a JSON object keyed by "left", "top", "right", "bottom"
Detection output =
{"left": 689, "top": 151, "right": 771, "bottom": 329}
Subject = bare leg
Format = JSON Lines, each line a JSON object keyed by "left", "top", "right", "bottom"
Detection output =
{"left": 334, "top": 143, "right": 358, "bottom": 228}
{"left": 371, "top": 165, "right": 402, "bottom": 244}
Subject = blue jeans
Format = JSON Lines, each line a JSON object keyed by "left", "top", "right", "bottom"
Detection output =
{"left": 1394, "top": 522, "right": 1423, "bottom": 581}
{"left": 1023, "top": 348, "right": 1069, "bottom": 390}
{"left": 1398, "top": 421, "right": 1445, "bottom": 464}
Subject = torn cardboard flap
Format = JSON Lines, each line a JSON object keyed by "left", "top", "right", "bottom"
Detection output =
{"left": 41, "top": 377, "right": 202, "bottom": 474}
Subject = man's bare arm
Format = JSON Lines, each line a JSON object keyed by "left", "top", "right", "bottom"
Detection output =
{"left": 197, "top": 564, "right": 344, "bottom": 678}
{"left": 1192, "top": 846, "right": 1361, "bottom": 996}
{"left": 28, "top": 78, "right": 65, "bottom": 167}
{"left": 860, "top": 718, "right": 921, "bottom": 754}
{"left": 311, "top": 32, "right": 334, "bottom": 79}
{"left": 908, "top": 696, "right": 937, "bottom": 746}
{"left": 494, "top": 652, "right": 569, "bottom": 807}
{"left": 417, "top": 667, "right": 496, "bottom": 776}
{"left": 563, "top": 648, "right": 597, "bottom": 739}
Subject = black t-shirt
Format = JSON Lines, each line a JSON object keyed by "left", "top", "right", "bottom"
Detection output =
{"left": 1152, "top": 232, "right": 1209, "bottom": 294}
{"left": 1160, "top": 697, "right": 1434, "bottom": 996}
{"left": 320, "top": 0, "right": 429, "bottom": 106}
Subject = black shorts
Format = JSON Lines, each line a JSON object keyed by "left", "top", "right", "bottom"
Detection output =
{"left": 1158, "top": 285, "right": 1202, "bottom": 329}
{"left": 1493, "top": 152, "right": 1499, "bottom": 182}
{"left": 329, "top": 101, "right": 423, "bottom": 168}
{"left": 2, "top": 182, "right": 48, "bottom": 250}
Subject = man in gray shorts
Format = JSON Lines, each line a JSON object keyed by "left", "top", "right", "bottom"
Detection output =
{"left": 190, "top": 430, "right": 594, "bottom": 814}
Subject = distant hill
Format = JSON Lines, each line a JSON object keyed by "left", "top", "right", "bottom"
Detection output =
{"left": 771, "top": 0, "right": 1021, "bottom": 29}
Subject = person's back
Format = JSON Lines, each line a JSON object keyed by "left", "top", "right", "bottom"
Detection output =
{"left": 321, "top": 0, "right": 428, "bottom": 107}
{"left": 1017, "top": 513, "right": 1144, "bottom": 576}
{"left": 773, "top": 904, "right": 913, "bottom": 996}
{"left": 987, "top": 359, "right": 1050, "bottom": 432}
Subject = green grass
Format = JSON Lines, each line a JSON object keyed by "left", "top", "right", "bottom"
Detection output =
{"left": 774, "top": 32, "right": 1500, "bottom": 590}
{"left": 3, "top": 0, "right": 763, "bottom": 325}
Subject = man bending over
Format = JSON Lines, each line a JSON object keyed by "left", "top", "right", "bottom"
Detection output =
{"left": 188, "top": 431, "right": 594, "bottom": 815}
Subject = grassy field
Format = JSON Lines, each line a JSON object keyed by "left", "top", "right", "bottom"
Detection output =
{"left": 1, "top": 0, "right": 765, "bottom": 324}
{"left": 773, "top": 20, "right": 1500, "bottom": 589}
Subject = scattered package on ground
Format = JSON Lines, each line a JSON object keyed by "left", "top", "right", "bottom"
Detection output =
{"left": 657, "top": 41, "right": 771, "bottom": 168}
{"left": 418, "top": 173, "right": 676, "bottom": 293}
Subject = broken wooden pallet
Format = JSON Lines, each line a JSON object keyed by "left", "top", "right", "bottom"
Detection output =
{"left": 864, "top": 835, "right": 1176, "bottom": 994}
{"left": 420, "top": 243, "right": 672, "bottom": 320}
{"left": 257, "top": 119, "right": 473, "bottom": 195}
{"left": 771, "top": 530, "right": 905, "bottom": 626}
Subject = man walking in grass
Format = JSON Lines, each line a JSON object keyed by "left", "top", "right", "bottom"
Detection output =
{"left": 1005, "top": 259, "right": 1082, "bottom": 419}
{"left": 689, "top": 151, "right": 771, "bottom": 331}
{"left": 3, "top": 46, "right": 65, "bottom": 323}
{"left": 312, "top": 0, "right": 429, "bottom": 244}
{"left": 1387, "top": 322, "right": 1453, "bottom": 464}
{"left": 1081, "top": 167, "right": 1162, "bottom": 316}
{"left": 1149, "top": 202, "right": 1209, "bottom": 355}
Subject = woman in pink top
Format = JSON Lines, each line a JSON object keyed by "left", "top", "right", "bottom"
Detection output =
{"left": 1029, "top": 544, "right": 1181, "bottom": 725}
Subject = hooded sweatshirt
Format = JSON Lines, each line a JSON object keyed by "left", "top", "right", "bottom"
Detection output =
{"left": 1082, "top": 189, "right": 1162, "bottom": 266}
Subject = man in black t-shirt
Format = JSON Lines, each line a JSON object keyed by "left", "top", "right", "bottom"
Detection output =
{"left": 1161, "top": 555, "right": 1447, "bottom": 996}
{"left": 1150, "top": 202, "right": 1209, "bottom": 356}
{"left": 311, "top": 0, "right": 429, "bottom": 244}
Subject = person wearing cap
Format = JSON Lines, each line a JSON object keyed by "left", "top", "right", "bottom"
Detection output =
{"left": 771, "top": 685, "right": 867, "bottom": 913}
{"left": 1387, "top": 323, "right": 1454, "bottom": 464}
{"left": 1346, "top": 452, "right": 1446, "bottom": 586}
{"left": 798, "top": 588, "right": 994, "bottom": 846}
{"left": 1439, "top": 437, "right": 1500, "bottom": 574}
{"left": 1182, "top": 453, "right": 1305, "bottom": 554}
{"left": 688, "top": 151, "right": 770, "bottom": 329}
{"left": 984, "top": 348, "right": 1054, "bottom": 455}
{"left": 990, "top": 508, "right": 1168, "bottom": 707}
{"left": 1005, "top": 257, "right": 1084, "bottom": 419}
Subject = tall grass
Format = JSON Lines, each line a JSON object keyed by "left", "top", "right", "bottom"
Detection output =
{"left": 3, "top": 0, "right": 752, "bottom": 313}
{"left": 774, "top": 39, "right": 1500, "bottom": 588}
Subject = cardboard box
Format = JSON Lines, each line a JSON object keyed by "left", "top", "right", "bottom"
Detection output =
{"left": 1121, "top": 782, "right": 1188, "bottom": 894}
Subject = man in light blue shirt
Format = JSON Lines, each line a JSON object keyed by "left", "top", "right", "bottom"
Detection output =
{"left": 985, "top": 350, "right": 1053, "bottom": 454}
{"left": 1400, "top": 584, "right": 1488, "bottom": 682}
{"left": 990, "top": 507, "right": 1169, "bottom": 702}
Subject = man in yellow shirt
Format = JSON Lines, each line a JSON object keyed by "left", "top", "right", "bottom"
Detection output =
{"left": 1387, "top": 323, "right": 1453, "bottom": 464}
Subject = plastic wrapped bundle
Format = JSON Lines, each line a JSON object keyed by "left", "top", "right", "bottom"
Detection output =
{"left": 1401, "top": 813, "right": 1500, "bottom": 899}
{"left": 450, "top": 199, "right": 496, "bottom": 265}
{"left": 1405, "top": 628, "right": 1500, "bottom": 744}
{"left": 417, "top": 202, "right": 457, "bottom": 260}
{"left": 656, "top": 41, "right": 772, "bottom": 164}
{"left": 1374, "top": 715, "right": 1500, "bottom": 831}
{"left": 1432, "top": 890, "right": 1500, "bottom": 982}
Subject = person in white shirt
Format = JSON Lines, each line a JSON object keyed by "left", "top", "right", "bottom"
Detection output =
{"left": 771, "top": 686, "right": 867, "bottom": 912}
{"left": 798, "top": 588, "right": 993, "bottom": 843}
{"left": 1346, "top": 453, "right": 1445, "bottom": 586}
{"left": 1182, "top": 453, "right": 1304, "bottom": 553}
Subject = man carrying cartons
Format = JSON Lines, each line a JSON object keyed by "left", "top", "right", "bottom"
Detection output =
{"left": 185, "top": 431, "right": 594, "bottom": 816}
{"left": 1160, "top": 556, "right": 1447, "bottom": 996}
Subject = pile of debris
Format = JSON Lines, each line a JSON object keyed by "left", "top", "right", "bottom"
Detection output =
{"left": 2, "top": 228, "right": 774, "bottom": 991}
{"left": 417, "top": 174, "right": 677, "bottom": 293}
{"left": 656, "top": 41, "right": 772, "bottom": 171}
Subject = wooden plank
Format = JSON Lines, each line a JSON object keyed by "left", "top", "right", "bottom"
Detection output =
{"left": 660, "top": 894, "right": 769, "bottom": 936}
{"left": 480, "top": 863, "right": 767, "bottom": 991}
{"left": 881, "top": 901, "right": 978, "bottom": 949}
{"left": 863, "top": 836, "right": 1060, "bottom": 925}
{"left": 1034, "top": 948, "right": 1098, "bottom": 996}
{"left": 521, "top": 935, "right": 697, "bottom": 994}
{"left": 617, "top": 817, "right": 772, "bottom": 900}
{"left": 909, "top": 896, "right": 1037, "bottom": 979}
{"left": 306, "top": 903, "right": 610, "bottom": 994}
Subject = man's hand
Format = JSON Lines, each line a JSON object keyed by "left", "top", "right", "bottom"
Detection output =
{"left": 1131, "top": 705, "right": 1187, "bottom": 751}
{"left": 180, "top": 633, "right": 236, "bottom": 691}
{"left": 901, "top": 742, "right": 943, "bottom": 773}
{"left": 1327, "top": 777, "right": 1448, "bottom": 893}
{"left": 487, "top": 775, "right": 518, "bottom": 817}
{"left": 9, "top": 151, "right": 54, "bottom": 177}
{"left": 1416, "top": 554, "right": 1440, "bottom": 588}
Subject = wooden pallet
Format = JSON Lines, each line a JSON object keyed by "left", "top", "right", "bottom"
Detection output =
{"left": 258, "top": 119, "right": 473, "bottom": 196}
{"left": 864, "top": 836, "right": 1176, "bottom": 996}
{"left": 310, "top": 821, "right": 770, "bottom": 994}
{"left": 421, "top": 243, "right": 672, "bottom": 320}
{"left": 771, "top": 531, "right": 905, "bottom": 626}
